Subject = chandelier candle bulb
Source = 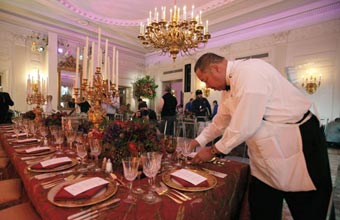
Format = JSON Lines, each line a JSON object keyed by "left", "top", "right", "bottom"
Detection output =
{"left": 206, "top": 20, "right": 209, "bottom": 33}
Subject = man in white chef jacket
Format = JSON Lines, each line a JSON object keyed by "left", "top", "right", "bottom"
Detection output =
{"left": 189, "top": 53, "right": 332, "bottom": 220}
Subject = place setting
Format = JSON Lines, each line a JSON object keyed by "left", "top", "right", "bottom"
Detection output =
{"left": 47, "top": 176, "right": 119, "bottom": 208}
{"left": 15, "top": 146, "right": 56, "bottom": 156}
{"left": 27, "top": 156, "right": 78, "bottom": 173}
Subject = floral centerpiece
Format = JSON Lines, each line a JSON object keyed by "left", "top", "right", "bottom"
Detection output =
{"left": 22, "top": 110, "right": 35, "bottom": 120}
{"left": 133, "top": 75, "right": 158, "bottom": 100}
{"left": 102, "top": 119, "right": 160, "bottom": 164}
{"left": 44, "top": 112, "right": 67, "bottom": 126}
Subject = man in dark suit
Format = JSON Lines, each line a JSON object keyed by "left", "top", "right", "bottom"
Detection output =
{"left": 0, "top": 92, "right": 14, "bottom": 123}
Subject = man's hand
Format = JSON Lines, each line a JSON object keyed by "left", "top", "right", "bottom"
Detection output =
{"left": 192, "top": 147, "right": 215, "bottom": 164}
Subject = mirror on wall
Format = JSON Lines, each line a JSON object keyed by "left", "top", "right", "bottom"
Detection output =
{"left": 57, "top": 56, "right": 81, "bottom": 110}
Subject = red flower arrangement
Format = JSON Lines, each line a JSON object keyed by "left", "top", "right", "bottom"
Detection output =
{"left": 102, "top": 119, "right": 160, "bottom": 164}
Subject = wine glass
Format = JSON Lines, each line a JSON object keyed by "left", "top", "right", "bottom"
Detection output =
{"left": 65, "top": 130, "right": 76, "bottom": 154}
{"left": 76, "top": 142, "right": 88, "bottom": 172}
{"left": 122, "top": 157, "right": 140, "bottom": 203}
{"left": 39, "top": 125, "right": 49, "bottom": 146}
{"left": 141, "top": 152, "right": 163, "bottom": 204}
{"left": 55, "top": 129, "right": 65, "bottom": 155}
{"left": 90, "top": 139, "right": 102, "bottom": 172}
{"left": 182, "top": 138, "right": 193, "bottom": 167}
{"left": 164, "top": 136, "right": 177, "bottom": 161}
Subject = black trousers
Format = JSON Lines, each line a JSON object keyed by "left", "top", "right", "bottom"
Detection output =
{"left": 249, "top": 114, "right": 332, "bottom": 220}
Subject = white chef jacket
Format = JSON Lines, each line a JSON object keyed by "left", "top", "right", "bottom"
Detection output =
{"left": 196, "top": 59, "right": 316, "bottom": 191}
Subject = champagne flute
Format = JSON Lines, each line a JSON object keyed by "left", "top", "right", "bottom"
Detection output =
{"left": 122, "top": 157, "right": 140, "bottom": 203}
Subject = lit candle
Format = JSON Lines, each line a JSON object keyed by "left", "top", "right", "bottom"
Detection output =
{"left": 75, "top": 47, "right": 79, "bottom": 87}
{"left": 199, "top": 10, "right": 202, "bottom": 25}
{"left": 115, "top": 49, "right": 119, "bottom": 87}
{"left": 97, "top": 27, "right": 101, "bottom": 67}
{"left": 206, "top": 20, "right": 209, "bottom": 33}
{"left": 104, "top": 39, "right": 108, "bottom": 80}
{"left": 84, "top": 36, "right": 89, "bottom": 79}
{"left": 27, "top": 74, "right": 31, "bottom": 95}
{"left": 139, "top": 22, "right": 143, "bottom": 35}
{"left": 112, "top": 46, "right": 116, "bottom": 84}
{"left": 89, "top": 41, "right": 95, "bottom": 85}
{"left": 149, "top": 11, "right": 152, "bottom": 23}
{"left": 191, "top": 5, "right": 194, "bottom": 20}
{"left": 183, "top": 5, "right": 187, "bottom": 20}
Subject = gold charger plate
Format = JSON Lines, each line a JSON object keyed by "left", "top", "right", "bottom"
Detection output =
{"left": 27, "top": 158, "right": 78, "bottom": 173}
{"left": 16, "top": 147, "right": 56, "bottom": 156}
{"left": 47, "top": 177, "right": 117, "bottom": 207}
{"left": 162, "top": 168, "right": 217, "bottom": 192}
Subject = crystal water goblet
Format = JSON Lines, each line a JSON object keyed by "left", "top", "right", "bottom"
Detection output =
{"left": 90, "top": 139, "right": 102, "bottom": 172}
{"left": 65, "top": 130, "right": 76, "bottom": 154}
{"left": 122, "top": 157, "right": 140, "bottom": 203}
{"left": 55, "top": 129, "right": 65, "bottom": 155}
{"left": 141, "top": 152, "right": 163, "bottom": 204}
{"left": 76, "top": 142, "right": 88, "bottom": 172}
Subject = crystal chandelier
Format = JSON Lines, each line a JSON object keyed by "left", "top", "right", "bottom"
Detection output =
{"left": 138, "top": 3, "right": 211, "bottom": 61}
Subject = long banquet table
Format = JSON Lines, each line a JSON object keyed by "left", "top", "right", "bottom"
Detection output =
{"left": 0, "top": 125, "right": 250, "bottom": 220}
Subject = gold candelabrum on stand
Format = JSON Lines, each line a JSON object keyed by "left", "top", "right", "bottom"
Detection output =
{"left": 80, "top": 67, "right": 117, "bottom": 129}
{"left": 26, "top": 81, "right": 46, "bottom": 123}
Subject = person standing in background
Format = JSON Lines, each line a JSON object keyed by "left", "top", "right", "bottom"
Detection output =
{"left": 192, "top": 89, "right": 211, "bottom": 121}
{"left": 0, "top": 91, "right": 14, "bottom": 124}
{"left": 157, "top": 86, "right": 177, "bottom": 135}
{"left": 45, "top": 95, "right": 53, "bottom": 114}
{"left": 77, "top": 97, "right": 91, "bottom": 113}
{"left": 211, "top": 100, "right": 218, "bottom": 119}
{"left": 184, "top": 98, "right": 194, "bottom": 115}
{"left": 189, "top": 52, "right": 332, "bottom": 220}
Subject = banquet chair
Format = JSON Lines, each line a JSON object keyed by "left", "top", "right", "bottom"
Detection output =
{"left": 0, "top": 178, "right": 22, "bottom": 209}
{"left": 0, "top": 158, "right": 10, "bottom": 180}
{"left": 0, "top": 202, "right": 41, "bottom": 220}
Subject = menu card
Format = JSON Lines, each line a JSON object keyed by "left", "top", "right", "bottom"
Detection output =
{"left": 41, "top": 157, "right": 71, "bottom": 167}
{"left": 11, "top": 133, "right": 28, "bottom": 138}
{"left": 171, "top": 169, "right": 208, "bottom": 187}
{"left": 64, "top": 177, "right": 109, "bottom": 196}
{"left": 25, "top": 146, "right": 50, "bottom": 154}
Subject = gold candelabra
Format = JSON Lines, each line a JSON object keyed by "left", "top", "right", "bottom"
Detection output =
{"left": 80, "top": 67, "right": 117, "bottom": 129}
{"left": 138, "top": 4, "right": 210, "bottom": 61}
{"left": 26, "top": 82, "right": 46, "bottom": 122}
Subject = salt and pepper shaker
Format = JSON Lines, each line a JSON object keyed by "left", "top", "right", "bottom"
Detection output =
{"left": 105, "top": 159, "right": 113, "bottom": 173}
{"left": 102, "top": 157, "right": 107, "bottom": 170}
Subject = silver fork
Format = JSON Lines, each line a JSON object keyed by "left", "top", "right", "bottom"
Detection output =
{"left": 43, "top": 174, "right": 76, "bottom": 189}
{"left": 155, "top": 185, "right": 183, "bottom": 204}
{"left": 160, "top": 182, "right": 192, "bottom": 201}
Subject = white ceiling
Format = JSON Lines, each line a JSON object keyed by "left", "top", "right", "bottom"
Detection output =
{"left": 0, "top": 0, "right": 339, "bottom": 57}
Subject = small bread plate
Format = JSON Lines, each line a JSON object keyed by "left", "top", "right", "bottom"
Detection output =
{"left": 47, "top": 177, "right": 118, "bottom": 207}
{"left": 162, "top": 168, "right": 217, "bottom": 192}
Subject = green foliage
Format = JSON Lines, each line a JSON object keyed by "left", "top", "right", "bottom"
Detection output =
{"left": 133, "top": 75, "right": 158, "bottom": 100}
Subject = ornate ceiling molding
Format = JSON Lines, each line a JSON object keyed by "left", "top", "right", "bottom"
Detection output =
{"left": 57, "top": 0, "right": 236, "bottom": 26}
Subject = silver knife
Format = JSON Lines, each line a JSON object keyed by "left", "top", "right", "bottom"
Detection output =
{"left": 202, "top": 168, "right": 228, "bottom": 178}
{"left": 67, "top": 198, "right": 120, "bottom": 220}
